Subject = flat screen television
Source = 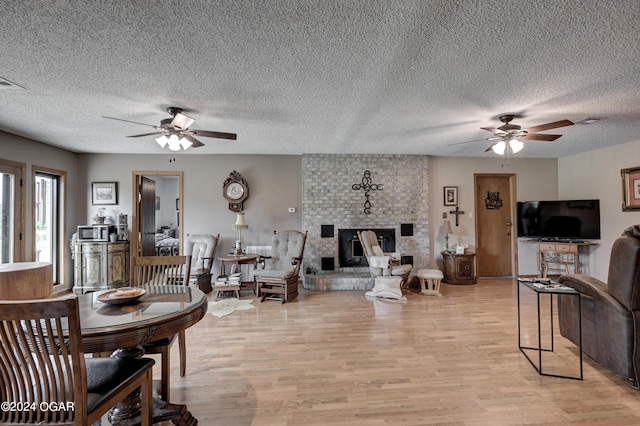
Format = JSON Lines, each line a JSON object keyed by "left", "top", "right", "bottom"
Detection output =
{"left": 517, "top": 199, "right": 601, "bottom": 241}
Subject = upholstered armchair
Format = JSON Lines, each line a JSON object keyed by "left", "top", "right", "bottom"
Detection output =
{"left": 558, "top": 225, "right": 640, "bottom": 387}
{"left": 255, "top": 230, "right": 308, "bottom": 303}
{"left": 184, "top": 233, "right": 219, "bottom": 293}
{"left": 357, "top": 230, "right": 412, "bottom": 299}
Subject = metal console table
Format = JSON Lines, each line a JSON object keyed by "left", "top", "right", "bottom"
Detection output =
{"left": 517, "top": 278, "right": 583, "bottom": 380}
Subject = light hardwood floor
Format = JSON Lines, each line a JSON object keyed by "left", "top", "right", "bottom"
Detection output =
{"left": 158, "top": 279, "right": 640, "bottom": 425}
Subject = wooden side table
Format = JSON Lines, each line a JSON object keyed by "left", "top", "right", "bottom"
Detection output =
{"left": 441, "top": 251, "right": 477, "bottom": 285}
{"left": 218, "top": 254, "right": 259, "bottom": 292}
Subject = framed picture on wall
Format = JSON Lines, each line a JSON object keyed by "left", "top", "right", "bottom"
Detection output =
{"left": 91, "top": 182, "right": 118, "bottom": 205}
{"left": 622, "top": 166, "right": 640, "bottom": 211}
{"left": 444, "top": 186, "right": 458, "bottom": 206}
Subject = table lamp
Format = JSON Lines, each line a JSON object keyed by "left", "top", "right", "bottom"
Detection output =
{"left": 443, "top": 220, "right": 453, "bottom": 253}
{"left": 232, "top": 212, "right": 249, "bottom": 255}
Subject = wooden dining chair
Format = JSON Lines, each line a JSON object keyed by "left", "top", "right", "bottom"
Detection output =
{"left": 0, "top": 297, "right": 155, "bottom": 425}
{"left": 131, "top": 255, "right": 191, "bottom": 401}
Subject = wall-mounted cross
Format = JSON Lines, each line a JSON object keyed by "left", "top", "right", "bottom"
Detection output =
{"left": 449, "top": 206, "right": 465, "bottom": 226}
{"left": 352, "top": 170, "right": 382, "bottom": 214}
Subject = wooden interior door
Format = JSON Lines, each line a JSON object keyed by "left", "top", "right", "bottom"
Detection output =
{"left": 474, "top": 174, "right": 516, "bottom": 277}
{"left": 139, "top": 176, "right": 156, "bottom": 256}
{"left": 132, "top": 171, "right": 184, "bottom": 258}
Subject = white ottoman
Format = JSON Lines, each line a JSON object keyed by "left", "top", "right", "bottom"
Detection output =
{"left": 365, "top": 276, "right": 404, "bottom": 300}
{"left": 417, "top": 269, "right": 443, "bottom": 296}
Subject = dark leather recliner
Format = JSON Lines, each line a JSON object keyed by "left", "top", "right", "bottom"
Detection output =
{"left": 558, "top": 225, "right": 640, "bottom": 387}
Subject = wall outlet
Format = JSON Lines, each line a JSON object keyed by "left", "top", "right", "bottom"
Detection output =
{"left": 442, "top": 212, "right": 447, "bottom": 218}
{"left": 288, "top": 207, "right": 296, "bottom": 213}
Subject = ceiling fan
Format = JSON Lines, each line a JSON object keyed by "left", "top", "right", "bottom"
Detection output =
{"left": 452, "top": 114, "right": 574, "bottom": 155}
{"left": 103, "top": 106, "right": 237, "bottom": 151}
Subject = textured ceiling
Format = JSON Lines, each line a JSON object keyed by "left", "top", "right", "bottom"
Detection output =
{"left": 1, "top": 1, "right": 639, "bottom": 157}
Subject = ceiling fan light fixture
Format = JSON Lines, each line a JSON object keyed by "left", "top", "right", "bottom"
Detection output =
{"left": 492, "top": 141, "right": 506, "bottom": 155}
{"left": 179, "top": 136, "right": 192, "bottom": 150}
{"left": 167, "top": 134, "right": 182, "bottom": 151}
{"left": 509, "top": 139, "right": 524, "bottom": 153}
{"left": 171, "top": 112, "right": 195, "bottom": 130}
{"left": 155, "top": 135, "right": 168, "bottom": 148}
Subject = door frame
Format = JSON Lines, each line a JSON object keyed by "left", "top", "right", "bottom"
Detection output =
{"left": 131, "top": 171, "right": 184, "bottom": 257}
{"left": 0, "top": 158, "right": 26, "bottom": 263}
{"left": 473, "top": 173, "right": 518, "bottom": 278}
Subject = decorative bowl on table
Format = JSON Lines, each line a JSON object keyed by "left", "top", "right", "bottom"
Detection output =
{"left": 97, "top": 287, "right": 146, "bottom": 305}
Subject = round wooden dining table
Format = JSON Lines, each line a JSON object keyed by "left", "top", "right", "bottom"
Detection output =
{"left": 77, "top": 285, "right": 208, "bottom": 426}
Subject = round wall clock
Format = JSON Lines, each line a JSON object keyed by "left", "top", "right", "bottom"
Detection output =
{"left": 222, "top": 170, "right": 249, "bottom": 212}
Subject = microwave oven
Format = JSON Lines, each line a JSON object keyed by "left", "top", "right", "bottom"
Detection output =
{"left": 77, "top": 225, "right": 116, "bottom": 242}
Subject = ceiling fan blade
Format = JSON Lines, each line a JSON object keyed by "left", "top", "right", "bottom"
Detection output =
{"left": 103, "top": 116, "right": 158, "bottom": 128}
{"left": 191, "top": 129, "right": 237, "bottom": 140}
{"left": 485, "top": 144, "right": 496, "bottom": 152}
{"left": 448, "top": 136, "right": 503, "bottom": 146}
{"left": 521, "top": 133, "right": 561, "bottom": 142}
{"left": 127, "top": 132, "right": 163, "bottom": 138}
{"left": 183, "top": 134, "right": 205, "bottom": 148}
{"left": 526, "top": 119, "right": 574, "bottom": 133}
{"left": 448, "top": 138, "right": 489, "bottom": 146}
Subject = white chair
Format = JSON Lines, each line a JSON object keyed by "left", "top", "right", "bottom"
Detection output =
{"left": 184, "top": 233, "right": 219, "bottom": 293}
{"left": 357, "top": 230, "right": 412, "bottom": 300}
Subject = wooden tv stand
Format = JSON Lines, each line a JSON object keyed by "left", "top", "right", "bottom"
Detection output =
{"left": 525, "top": 240, "right": 598, "bottom": 277}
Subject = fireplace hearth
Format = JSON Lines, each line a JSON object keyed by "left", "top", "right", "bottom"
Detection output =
{"left": 338, "top": 228, "right": 395, "bottom": 267}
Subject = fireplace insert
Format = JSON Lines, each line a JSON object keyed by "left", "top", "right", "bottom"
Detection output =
{"left": 338, "top": 228, "right": 395, "bottom": 267}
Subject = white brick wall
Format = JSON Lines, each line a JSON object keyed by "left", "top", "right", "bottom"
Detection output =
{"left": 302, "top": 154, "right": 430, "bottom": 272}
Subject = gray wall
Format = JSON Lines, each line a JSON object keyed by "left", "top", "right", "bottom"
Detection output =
{"left": 428, "top": 156, "right": 560, "bottom": 275}
{"left": 79, "top": 153, "right": 302, "bottom": 278}
{"left": 558, "top": 139, "right": 640, "bottom": 280}
{"left": 4, "top": 129, "right": 637, "bottom": 289}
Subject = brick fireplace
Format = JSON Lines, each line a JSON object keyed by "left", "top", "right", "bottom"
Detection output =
{"left": 301, "top": 154, "right": 429, "bottom": 290}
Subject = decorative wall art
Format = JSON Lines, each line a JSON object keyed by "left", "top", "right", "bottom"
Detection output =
{"left": 449, "top": 206, "right": 464, "bottom": 226}
{"left": 444, "top": 186, "right": 458, "bottom": 206}
{"left": 622, "top": 166, "right": 640, "bottom": 211}
{"left": 352, "top": 170, "right": 383, "bottom": 214}
{"left": 485, "top": 191, "right": 503, "bottom": 209}
{"left": 91, "top": 182, "right": 118, "bottom": 205}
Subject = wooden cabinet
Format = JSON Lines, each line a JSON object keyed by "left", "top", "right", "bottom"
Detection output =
{"left": 442, "top": 252, "right": 477, "bottom": 285}
{"left": 73, "top": 241, "right": 129, "bottom": 294}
